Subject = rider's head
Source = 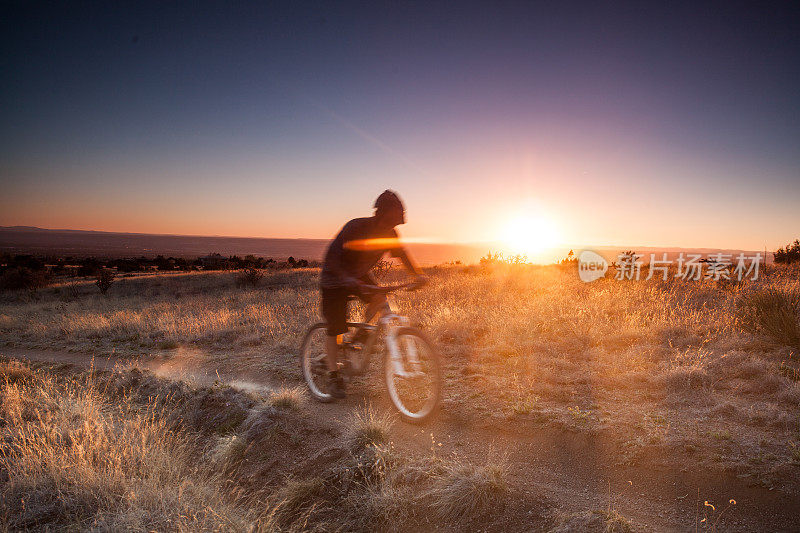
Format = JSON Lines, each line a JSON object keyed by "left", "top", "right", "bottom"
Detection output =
{"left": 374, "top": 190, "right": 405, "bottom": 228}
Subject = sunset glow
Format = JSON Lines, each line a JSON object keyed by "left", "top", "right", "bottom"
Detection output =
{"left": 501, "top": 214, "right": 561, "bottom": 260}
{"left": 1, "top": 2, "right": 798, "bottom": 252}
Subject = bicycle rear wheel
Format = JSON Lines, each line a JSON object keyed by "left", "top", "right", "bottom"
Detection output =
{"left": 384, "top": 326, "right": 441, "bottom": 423}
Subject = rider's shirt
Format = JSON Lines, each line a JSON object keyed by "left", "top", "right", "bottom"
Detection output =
{"left": 321, "top": 217, "right": 399, "bottom": 289}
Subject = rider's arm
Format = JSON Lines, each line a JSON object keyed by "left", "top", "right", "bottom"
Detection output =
{"left": 386, "top": 228, "right": 423, "bottom": 279}
{"left": 394, "top": 247, "right": 424, "bottom": 278}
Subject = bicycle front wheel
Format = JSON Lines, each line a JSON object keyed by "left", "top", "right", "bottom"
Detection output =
{"left": 384, "top": 326, "right": 441, "bottom": 423}
{"left": 300, "top": 323, "right": 334, "bottom": 402}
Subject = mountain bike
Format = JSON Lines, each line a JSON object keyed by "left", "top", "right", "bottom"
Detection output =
{"left": 300, "top": 281, "right": 441, "bottom": 423}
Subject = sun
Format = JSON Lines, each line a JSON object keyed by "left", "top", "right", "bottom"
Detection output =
{"left": 502, "top": 214, "right": 560, "bottom": 258}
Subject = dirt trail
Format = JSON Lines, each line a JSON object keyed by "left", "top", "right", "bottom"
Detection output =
{"left": 4, "top": 347, "right": 798, "bottom": 532}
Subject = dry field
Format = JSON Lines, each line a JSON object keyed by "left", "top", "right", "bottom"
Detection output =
{"left": 1, "top": 263, "right": 800, "bottom": 530}
{"left": 0, "top": 359, "right": 622, "bottom": 531}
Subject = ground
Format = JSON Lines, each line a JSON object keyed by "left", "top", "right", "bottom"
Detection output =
{"left": 1, "top": 264, "right": 799, "bottom": 531}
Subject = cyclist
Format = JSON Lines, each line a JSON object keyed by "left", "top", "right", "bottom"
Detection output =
{"left": 320, "top": 190, "right": 426, "bottom": 399}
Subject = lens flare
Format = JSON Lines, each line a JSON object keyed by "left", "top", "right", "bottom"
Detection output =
{"left": 343, "top": 238, "right": 402, "bottom": 251}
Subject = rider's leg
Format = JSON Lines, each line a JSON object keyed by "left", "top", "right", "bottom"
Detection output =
{"left": 321, "top": 287, "right": 347, "bottom": 375}
{"left": 363, "top": 293, "right": 389, "bottom": 323}
{"left": 325, "top": 334, "right": 339, "bottom": 372}
{"left": 349, "top": 294, "right": 388, "bottom": 343}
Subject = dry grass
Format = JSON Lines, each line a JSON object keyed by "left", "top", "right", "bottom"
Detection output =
{"left": 264, "top": 477, "right": 326, "bottom": 530}
{"left": 737, "top": 287, "right": 800, "bottom": 350}
{"left": 345, "top": 405, "right": 394, "bottom": 451}
{"left": 0, "top": 362, "right": 252, "bottom": 531}
{"left": 2, "top": 263, "right": 800, "bottom": 491}
{"left": 268, "top": 385, "right": 307, "bottom": 410}
{"left": 259, "top": 441, "right": 526, "bottom": 532}
{"left": 0, "top": 359, "right": 32, "bottom": 382}
{"left": 548, "top": 509, "right": 634, "bottom": 532}
{"left": 0, "top": 270, "right": 318, "bottom": 357}
{"left": 421, "top": 455, "right": 508, "bottom": 524}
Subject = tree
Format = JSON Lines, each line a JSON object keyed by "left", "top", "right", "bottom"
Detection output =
{"left": 775, "top": 239, "right": 800, "bottom": 264}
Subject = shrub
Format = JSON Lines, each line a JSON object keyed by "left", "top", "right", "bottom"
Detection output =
{"left": 95, "top": 268, "right": 116, "bottom": 294}
{"left": 236, "top": 267, "right": 264, "bottom": 288}
{"left": 267, "top": 477, "right": 325, "bottom": 528}
{"left": 549, "top": 509, "right": 634, "bottom": 533}
{"left": 0, "top": 267, "right": 51, "bottom": 291}
{"left": 480, "top": 251, "right": 505, "bottom": 266}
{"left": 0, "top": 360, "right": 33, "bottom": 382}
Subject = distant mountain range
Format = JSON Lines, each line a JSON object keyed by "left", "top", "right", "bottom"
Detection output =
{"left": 0, "top": 226, "right": 768, "bottom": 265}
{"left": 0, "top": 226, "right": 491, "bottom": 264}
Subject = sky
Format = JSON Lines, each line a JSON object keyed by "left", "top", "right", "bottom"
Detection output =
{"left": 1, "top": 0, "right": 799, "bottom": 253}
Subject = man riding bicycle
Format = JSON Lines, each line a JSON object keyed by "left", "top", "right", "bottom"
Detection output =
{"left": 320, "top": 190, "right": 426, "bottom": 399}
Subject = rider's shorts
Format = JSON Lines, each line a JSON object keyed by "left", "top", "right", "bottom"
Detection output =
{"left": 321, "top": 286, "right": 368, "bottom": 336}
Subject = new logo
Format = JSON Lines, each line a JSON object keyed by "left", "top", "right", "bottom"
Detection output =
{"left": 578, "top": 250, "right": 608, "bottom": 282}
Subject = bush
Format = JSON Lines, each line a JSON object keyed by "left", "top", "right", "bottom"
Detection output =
{"left": 0, "top": 267, "right": 51, "bottom": 291}
{"left": 268, "top": 386, "right": 307, "bottom": 410}
{"left": 236, "top": 267, "right": 264, "bottom": 288}
{"left": 95, "top": 268, "right": 116, "bottom": 294}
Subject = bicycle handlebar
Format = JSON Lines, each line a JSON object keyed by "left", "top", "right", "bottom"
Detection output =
{"left": 362, "top": 279, "right": 424, "bottom": 294}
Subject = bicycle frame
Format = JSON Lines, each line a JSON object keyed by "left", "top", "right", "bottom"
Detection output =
{"left": 344, "top": 300, "right": 419, "bottom": 378}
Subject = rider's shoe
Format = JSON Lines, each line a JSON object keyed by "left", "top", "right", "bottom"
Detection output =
{"left": 327, "top": 371, "right": 346, "bottom": 399}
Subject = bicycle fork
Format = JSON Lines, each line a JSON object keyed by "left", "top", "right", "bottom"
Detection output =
{"left": 384, "top": 318, "right": 423, "bottom": 378}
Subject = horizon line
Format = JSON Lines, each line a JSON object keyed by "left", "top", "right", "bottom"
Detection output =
{"left": 0, "top": 224, "right": 771, "bottom": 253}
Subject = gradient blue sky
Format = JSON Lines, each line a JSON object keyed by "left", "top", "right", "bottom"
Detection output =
{"left": 1, "top": 1, "right": 798, "bottom": 250}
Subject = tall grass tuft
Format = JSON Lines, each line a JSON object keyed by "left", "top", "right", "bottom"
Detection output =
{"left": 268, "top": 385, "right": 307, "bottom": 410}
{"left": 265, "top": 477, "right": 326, "bottom": 529}
{"left": 737, "top": 287, "right": 800, "bottom": 349}
{"left": 422, "top": 456, "right": 509, "bottom": 523}
{"left": 345, "top": 405, "right": 394, "bottom": 451}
